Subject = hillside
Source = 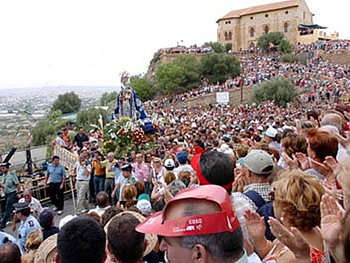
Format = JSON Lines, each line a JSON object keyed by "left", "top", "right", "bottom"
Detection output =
{"left": 316, "top": 50, "right": 350, "bottom": 66}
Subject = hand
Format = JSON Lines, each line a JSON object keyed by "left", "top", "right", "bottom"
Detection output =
{"left": 310, "top": 158, "right": 336, "bottom": 179}
{"left": 281, "top": 152, "right": 299, "bottom": 169}
{"left": 59, "top": 183, "right": 64, "bottom": 190}
{"left": 111, "top": 191, "right": 116, "bottom": 199}
{"left": 334, "top": 132, "right": 350, "bottom": 148}
{"left": 244, "top": 210, "right": 266, "bottom": 242}
{"left": 295, "top": 152, "right": 310, "bottom": 170}
{"left": 232, "top": 174, "right": 245, "bottom": 193}
{"left": 320, "top": 194, "right": 345, "bottom": 247}
{"left": 268, "top": 217, "right": 310, "bottom": 260}
{"left": 243, "top": 238, "right": 255, "bottom": 256}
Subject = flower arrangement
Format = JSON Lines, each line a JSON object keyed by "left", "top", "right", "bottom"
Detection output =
{"left": 103, "top": 117, "right": 156, "bottom": 158}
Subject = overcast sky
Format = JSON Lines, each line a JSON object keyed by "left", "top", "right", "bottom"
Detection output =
{"left": 0, "top": 0, "right": 348, "bottom": 90}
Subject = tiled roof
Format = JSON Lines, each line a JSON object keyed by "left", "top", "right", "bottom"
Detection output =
{"left": 217, "top": 0, "right": 299, "bottom": 22}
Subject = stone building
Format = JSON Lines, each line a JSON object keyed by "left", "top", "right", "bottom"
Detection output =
{"left": 217, "top": 0, "right": 338, "bottom": 51}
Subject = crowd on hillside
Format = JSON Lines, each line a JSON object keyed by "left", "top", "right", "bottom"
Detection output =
{"left": 2, "top": 40, "right": 350, "bottom": 263}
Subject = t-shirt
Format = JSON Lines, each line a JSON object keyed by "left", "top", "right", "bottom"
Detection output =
{"left": 75, "top": 162, "right": 91, "bottom": 181}
{"left": 1, "top": 172, "right": 19, "bottom": 194}
{"left": 46, "top": 163, "right": 66, "bottom": 184}
{"left": 17, "top": 215, "right": 41, "bottom": 254}
{"left": 102, "top": 160, "right": 115, "bottom": 179}
{"left": 91, "top": 160, "right": 105, "bottom": 176}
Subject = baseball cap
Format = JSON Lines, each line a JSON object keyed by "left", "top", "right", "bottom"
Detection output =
{"left": 265, "top": 126, "right": 278, "bottom": 138}
{"left": 138, "top": 193, "right": 151, "bottom": 203}
{"left": 164, "top": 159, "right": 175, "bottom": 168}
{"left": 121, "top": 163, "right": 132, "bottom": 171}
{"left": 243, "top": 150, "right": 274, "bottom": 175}
{"left": 136, "top": 185, "right": 240, "bottom": 237}
{"left": 176, "top": 152, "right": 187, "bottom": 164}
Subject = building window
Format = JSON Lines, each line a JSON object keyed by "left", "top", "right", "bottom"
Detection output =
{"left": 249, "top": 42, "right": 255, "bottom": 49}
{"left": 225, "top": 20, "right": 231, "bottom": 25}
{"left": 249, "top": 27, "right": 255, "bottom": 37}
{"left": 224, "top": 32, "right": 232, "bottom": 41}
{"left": 284, "top": 22, "right": 288, "bottom": 33}
{"left": 263, "top": 25, "right": 269, "bottom": 34}
{"left": 250, "top": 16, "right": 253, "bottom": 20}
{"left": 285, "top": 11, "right": 289, "bottom": 14}
{"left": 265, "top": 14, "right": 269, "bottom": 18}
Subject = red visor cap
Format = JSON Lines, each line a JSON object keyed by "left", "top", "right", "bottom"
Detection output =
{"left": 135, "top": 185, "right": 240, "bottom": 237}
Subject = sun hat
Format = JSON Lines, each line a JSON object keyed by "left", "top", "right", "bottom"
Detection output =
{"left": 136, "top": 185, "right": 239, "bottom": 237}
{"left": 34, "top": 234, "right": 58, "bottom": 263}
{"left": 243, "top": 150, "right": 274, "bottom": 175}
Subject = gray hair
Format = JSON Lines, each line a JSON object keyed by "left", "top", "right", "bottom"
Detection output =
{"left": 168, "top": 180, "right": 186, "bottom": 197}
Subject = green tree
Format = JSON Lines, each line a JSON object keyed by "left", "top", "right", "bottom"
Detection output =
{"left": 155, "top": 54, "right": 200, "bottom": 95}
{"left": 202, "top": 41, "right": 226, "bottom": 53}
{"left": 225, "top": 43, "right": 233, "bottom": 52}
{"left": 250, "top": 78, "right": 298, "bottom": 107}
{"left": 200, "top": 53, "right": 241, "bottom": 84}
{"left": 278, "top": 39, "right": 292, "bottom": 53}
{"left": 52, "top": 92, "right": 82, "bottom": 114}
{"left": 130, "top": 76, "right": 154, "bottom": 101}
{"left": 32, "top": 111, "right": 69, "bottom": 146}
{"left": 258, "top": 32, "right": 285, "bottom": 52}
{"left": 100, "top": 91, "right": 118, "bottom": 106}
{"left": 76, "top": 108, "right": 108, "bottom": 132}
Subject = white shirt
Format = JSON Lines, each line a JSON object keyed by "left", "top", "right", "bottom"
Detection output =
{"left": 89, "top": 205, "right": 111, "bottom": 217}
{"left": 75, "top": 162, "right": 91, "bottom": 181}
{"left": 19, "top": 197, "right": 43, "bottom": 219}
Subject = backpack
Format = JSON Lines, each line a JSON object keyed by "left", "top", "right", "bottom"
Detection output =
{"left": 244, "top": 190, "right": 275, "bottom": 241}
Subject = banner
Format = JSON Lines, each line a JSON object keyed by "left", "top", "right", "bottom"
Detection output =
{"left": 216, "top": 92, "right": 229, "bottom": 104}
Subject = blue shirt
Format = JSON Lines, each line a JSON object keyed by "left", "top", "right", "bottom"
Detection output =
{"left": 113, "top": 166, "right": 122, "bottom": 184}
{"left": 46, "top": 163, "right": 66, "bottom": 183}
{"left": 0, "top": 232, "right": 18, "bottom": 247}
{"left": 17, "top": 215, "right": 41, "bottom": 253}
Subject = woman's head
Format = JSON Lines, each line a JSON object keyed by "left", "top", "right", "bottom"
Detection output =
{"left": 164, "top": 171, "right": 176, "bottom": 185}
{"left": 307, "top": 128, "right": 338, "bottom": 162}
{"left": 121, "top": 184, "right": 138, "bottom": 209}
{"left": 281, "top": 133, "right": 307, "bottom": 158}
{"left": 272, "top": 170, "right": 324, "bottom": 231}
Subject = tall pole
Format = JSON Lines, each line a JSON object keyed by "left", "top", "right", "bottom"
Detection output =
{"left": 240, "top": 76, "right": 244, "bottom": 104}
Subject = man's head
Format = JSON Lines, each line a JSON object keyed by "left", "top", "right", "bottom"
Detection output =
{"left": 96, "top": 191, "right": 109, "bottom": 208}
{"left": 107, "top": 212, "right": 146, "bottom": 263}
{"left": 198, "top": 151, "right": 235, "bottom": 194}
{"left": 136, "top": 153, "right": 143, "bottom": 164}
{"left": 57, "top": 216, "right": 106, "bottom": 263}
{"left": 242, "top": 150, "right": 274, "bottom": 184}
{"left": 14, "top": 202, "right": 31, "bottom": 220}
{"left": 0, "top": 162, "right": 11, "bottom": 174}
{"left": 39, "top": 210, "right": 55, "bottom": 230}
{"left": 78, "top": 127, "right": 84, "bottom": 135}
{"left": 264, "top": 126, "right": 278, "bottom": 142}
{"left": 57, "top": 130, "right": 64, "bottom": 138}
{"left": 121, "top": 163, "right": 132, "bottom": 178}
{"left": 107, "top": 152, "right": 115, "bottom": 162}
{"left": 22, "top": 188, "right": 33, "bottom": 203}
{"left": 321, "top": 112, "right": 344, "bottom": 133}
{"left": 136, "top": 185, "right": 243, "bottom": 263}
{"left": 52, "top": 155, "right": 60, "bottom": 166}
{"left": 0, "top": 243, "right": 21, "bottom": 263}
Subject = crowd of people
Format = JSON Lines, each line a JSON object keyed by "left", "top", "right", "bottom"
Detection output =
{"left": 1, "top": 39, "right": 350, "bottom": 262}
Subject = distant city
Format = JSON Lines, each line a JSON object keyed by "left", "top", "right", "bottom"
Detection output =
{"left": 0, "top": 85, "right": 119, "bottom": 154}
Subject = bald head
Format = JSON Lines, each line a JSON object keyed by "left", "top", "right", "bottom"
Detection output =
{"left": 321, "top": 113, "right": 343, "bottom": 133}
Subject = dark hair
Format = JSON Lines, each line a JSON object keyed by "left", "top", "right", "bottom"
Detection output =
{"left": 0, "top": 243, "right": 21, "bottom": 263}
{"left": 52, "top": 155, "right": 60, "bottom": 161}
{"left": 199, "top": 151, "right": 235, "bottom": 194}
{"left": 57, "top": 216, "right": 106, "bottom": 263}
{"left": 101, "top": 207, "right": 124, "bottom": 227}
{"left": 107, "top": 213, "right": 145, "bottom": 263}
{"left": 19, "top": 207, "right": 31, "bottom": 217}
{"left": 96, "top": 191, "right": 109, "bottom": 207}
{"left": 39, "top": 210, "right": 54, "bottom": 229}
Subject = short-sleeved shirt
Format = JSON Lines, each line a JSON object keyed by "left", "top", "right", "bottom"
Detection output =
{"left": 46, "top": 163, "right": 66, "bottom": 183}
{"left": 75, "top": 162, "right": 91, "bottom": 181}
{"left": 74, "top": 133, "right": 88, "bottom": 148}
{"left": 102, "top": 160, "right": 115, "bottom": 179}
{"left": 17, "top": 214, "right": 41, "bottom": 253}
{"left": 1, "top": 172, "right": 19, "bottom": 194}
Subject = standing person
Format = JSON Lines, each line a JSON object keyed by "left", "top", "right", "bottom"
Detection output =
{"left": 14, "top": 202, "right": 41, "bottom": 254}
{"left": 44, "top": 156, "right": 66, "bottom": 215}
{"left": 91, "top": 151, "right": 106, "bottom": 196}
{"left": 0, "top": 162, "right": 20, "bottom": 229}
{"left": 74, "top": 154, "right": 91, "bottom": 214}
{"left": 134, "top": 154, "right": 150, "bottom": 194}
{"left": 102, "top": 152, "right": 117, "bottom": 204}
{"left": 111, "top": 163, "right": 138, "bottom": 202}
{"left": 73, "top": 127, "right": 88, "bottom": 150}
